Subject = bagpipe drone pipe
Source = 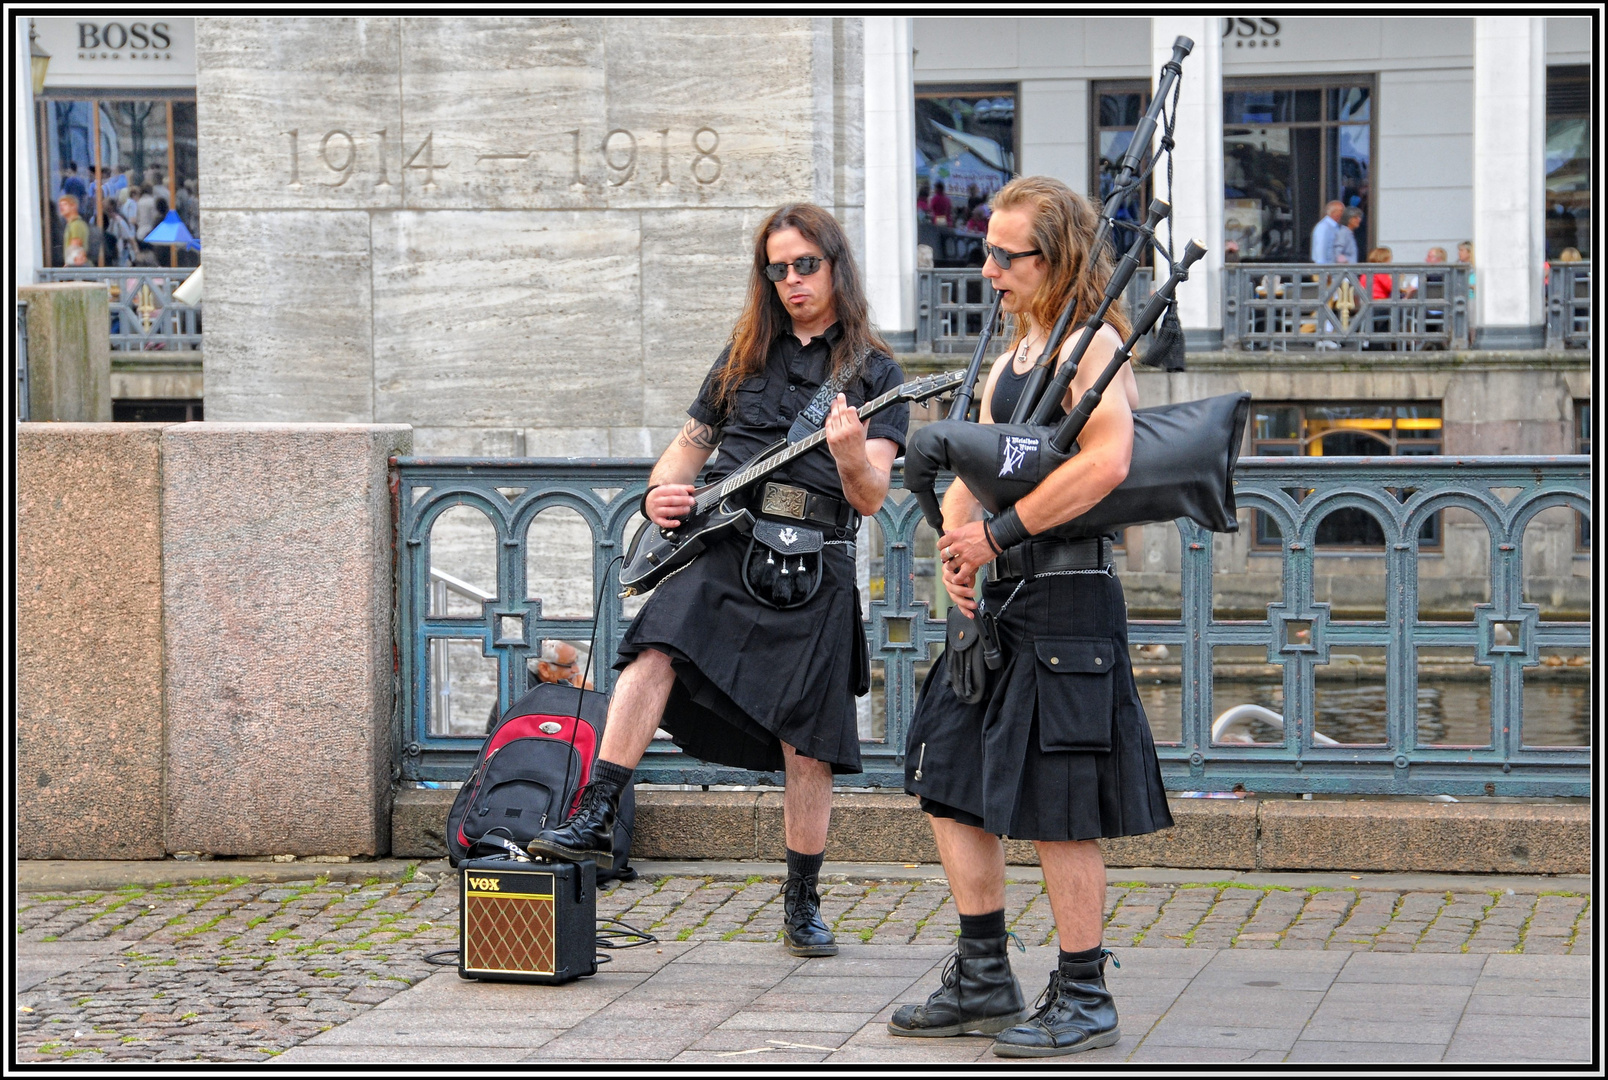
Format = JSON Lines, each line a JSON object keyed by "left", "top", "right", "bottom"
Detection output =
{"left": 902, "top": 238, "right": 1250, "bottom": 540}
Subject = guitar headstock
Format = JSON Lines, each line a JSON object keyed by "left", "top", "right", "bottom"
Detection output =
{"left": 896, "top": 370, "right": 967, "bottom": 403}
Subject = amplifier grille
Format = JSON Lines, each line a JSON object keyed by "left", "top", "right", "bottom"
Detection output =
{"left": 464, "top": 892, "right": 556, "bottom": 975}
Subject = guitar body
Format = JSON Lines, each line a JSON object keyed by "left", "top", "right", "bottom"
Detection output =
{"left": 620, "top": 495, "right": 751, "bottom": 596}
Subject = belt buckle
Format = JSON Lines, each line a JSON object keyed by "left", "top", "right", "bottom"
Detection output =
{"left": 761, "top": 482, "right": 808, "bottom": 521}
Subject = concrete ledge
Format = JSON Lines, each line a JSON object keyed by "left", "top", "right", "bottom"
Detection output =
{"left": 1258, "top": 798, "right": 1590, "bottom": 875}
{"left": 389, "top": 789, "right": 1591, "bottom": 874}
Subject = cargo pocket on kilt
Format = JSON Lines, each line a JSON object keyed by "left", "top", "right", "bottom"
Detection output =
{"left": 1033, "top": 637, "right": 1116, "bottom": 752}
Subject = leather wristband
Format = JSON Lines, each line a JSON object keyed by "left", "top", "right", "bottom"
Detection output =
{"left": 987, "top": 506, "right": 1032, "bottom": 552}
{"left": 639, "top": 484, "right": 662, "bottom": 520}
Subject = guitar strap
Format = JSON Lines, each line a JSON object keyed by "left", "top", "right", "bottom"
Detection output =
{"left": 786, "top": 348, "right": 869, "bottom": 444}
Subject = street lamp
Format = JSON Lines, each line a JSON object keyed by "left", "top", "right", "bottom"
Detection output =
{"left": 29, "top": 22, "right": 50, "bottom": 96}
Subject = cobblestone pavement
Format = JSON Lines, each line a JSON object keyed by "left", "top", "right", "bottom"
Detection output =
{"left": 14, "top": 866, "right": 1591, "bottom": 1063}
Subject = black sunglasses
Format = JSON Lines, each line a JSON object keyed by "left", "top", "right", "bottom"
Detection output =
{"left": 763, "top": 255, "right": 825, "bottom": 282}
{"left": 983, "top": 243, "right": 1041, "bottom": 269}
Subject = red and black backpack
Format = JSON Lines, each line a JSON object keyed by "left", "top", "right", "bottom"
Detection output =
{"left": 444, "top": 681, "right": 636, "bottom": 881}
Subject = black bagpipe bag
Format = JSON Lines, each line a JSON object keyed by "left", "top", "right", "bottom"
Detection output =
{"left": 902, "top": 392, "right": 1252, "bottom": 539}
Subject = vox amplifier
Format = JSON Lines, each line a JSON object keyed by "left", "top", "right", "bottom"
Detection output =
{"left": 458, "top": 857, "right": 597, "bottom": 985}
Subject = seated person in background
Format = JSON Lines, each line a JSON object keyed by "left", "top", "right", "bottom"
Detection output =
{"left": 1364, "top": 247, "right": 1394, "bottom": 299}
{"left": 535, "top": 639, "right": 592, "bottom": 690}
{"left": 1458, "top": 241, "right": 1475, "bottom": 300}
{"left": 1424, "top": 246, "right": 1448, "bottom": 264}
{"left": 1362, "top": 247, "right": 1395, "bottom": 347}
{"left": 1558, "top": 246, "right": 1583, "bottom": 263}
{"left": 485, "top": 640, "right": 593, "bottom": 732}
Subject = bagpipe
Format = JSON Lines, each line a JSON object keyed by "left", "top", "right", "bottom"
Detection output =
{"left": 902, "top": 36, "right": 1251, "bottom": 542}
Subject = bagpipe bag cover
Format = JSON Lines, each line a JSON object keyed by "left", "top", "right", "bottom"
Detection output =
{"left": 902, "top": 391, "right": 1252, "bottom": 538}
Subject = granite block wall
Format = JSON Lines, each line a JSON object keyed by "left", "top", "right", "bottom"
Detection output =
{"left": 198, "top": 17, "right": 866, "bottom": 456}
{"left": 19, "top": 283, "right": 112, "bottom": 422}
{"left": 161, "top": 423, "right": 411, "bottom": 856}
{"left": 17, "top": 424, "right": 170, "bottom": 859}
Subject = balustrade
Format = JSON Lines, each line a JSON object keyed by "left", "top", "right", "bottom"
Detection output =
{"left": 394, "top": 455, "right": 1589, "bottom": 796}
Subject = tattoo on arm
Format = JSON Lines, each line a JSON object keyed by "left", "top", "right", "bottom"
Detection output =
{"left": 677, "top": 420, "right": 722, "bottom": 450}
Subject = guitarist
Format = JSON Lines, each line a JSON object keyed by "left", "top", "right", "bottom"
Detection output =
{"left": 887, "top": 177, "right": 1173, "bottom": 1056}
{"left": 530, "top": 203, "right": 907, "bottom": 958}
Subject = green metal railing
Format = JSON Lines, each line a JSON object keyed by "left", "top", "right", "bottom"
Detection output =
{"left": 394, "top": 455, "right": 1589, "bottom": 796}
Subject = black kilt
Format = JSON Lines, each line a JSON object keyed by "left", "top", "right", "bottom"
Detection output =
{"left": 904, "top": 569, "right": 1173, "bottom": 842}
{"left": 616, "top": 530, "right": 869, "bottom": 774}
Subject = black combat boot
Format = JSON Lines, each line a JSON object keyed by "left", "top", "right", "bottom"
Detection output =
{"left": 525, "top": 768, "right": 628, "bottom": 864}
{"left": 887, "top": 934, "right": 1028, "bottom": 1038}
{"left": 991, "top": 950, "right": 1120, "bottom": 1057}
{"left": 781, "top": 871, "right": 838, "bottom": 957}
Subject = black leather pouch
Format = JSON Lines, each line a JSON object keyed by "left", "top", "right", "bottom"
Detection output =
{"left": 945, "top": 607, "right": 989, "bottom": 704}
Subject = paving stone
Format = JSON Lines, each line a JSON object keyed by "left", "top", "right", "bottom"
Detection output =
{"left": 1286, "top": 1040, "right": 1446, "bottom": 1062}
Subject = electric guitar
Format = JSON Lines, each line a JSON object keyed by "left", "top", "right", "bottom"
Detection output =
{"left": 620, "top": 369, "right": 966, "bottom": 596}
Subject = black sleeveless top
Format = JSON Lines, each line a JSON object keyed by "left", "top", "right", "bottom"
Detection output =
{"left": 990, "top": 345, "right": 1067, "bottom": 425}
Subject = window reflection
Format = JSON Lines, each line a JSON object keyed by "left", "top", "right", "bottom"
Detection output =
{"left": 915, "top": 88, "right": 1015, "bottom": 268}
{"left": 1250, "top": 402, "right": 1442, "bottom": 547}
{"left": 1223, "top": 80, "right": 1371, "bottom": 263}
{"left": 1092, "top": 81, "right": 1153, "bottom": 264}
{"left": 1545, "top": 65, "right": 1590, "bottom": 259}
{"left": 38, "top": 94, "right": 199, "bottom": 269}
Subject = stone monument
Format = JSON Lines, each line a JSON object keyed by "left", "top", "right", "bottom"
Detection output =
{"left": 197, "top": 16, "right": 865, "bottom": 457}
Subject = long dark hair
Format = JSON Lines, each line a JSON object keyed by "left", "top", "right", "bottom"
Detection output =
{"left": 992, "top": 176, "right": 1131, "bottom": 352}
{"left": 714, "top": 203, "right": 890, "bottom": 407}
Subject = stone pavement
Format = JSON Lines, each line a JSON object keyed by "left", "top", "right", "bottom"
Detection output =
{"left": 13, "top": 860, "right": 1592, "bottom": 1064}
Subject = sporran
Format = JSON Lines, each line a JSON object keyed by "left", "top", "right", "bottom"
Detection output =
{"left": 742, "top": 517, "right": 824, "bottom": 610}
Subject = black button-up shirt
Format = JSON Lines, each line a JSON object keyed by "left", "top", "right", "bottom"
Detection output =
{"left": 687, "top": 323, "right": 908, "bottom": 500}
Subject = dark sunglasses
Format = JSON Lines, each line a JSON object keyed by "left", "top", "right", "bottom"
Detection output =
{"left": 983, "top": 243, "right": 1042, "bottom": 269}
{"left": 763, "top": 255, "right": 825, "bottom": 282}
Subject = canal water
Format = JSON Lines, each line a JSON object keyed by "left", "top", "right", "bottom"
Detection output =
{"left": 1137, "top": 673, "right": 1590, "bottom": 748}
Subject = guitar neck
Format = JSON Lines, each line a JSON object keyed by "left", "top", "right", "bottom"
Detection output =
{"left": 707, "top": 384, "right": 906, "bottom": 506}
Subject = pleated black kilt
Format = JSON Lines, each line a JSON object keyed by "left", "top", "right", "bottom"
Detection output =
{"left": 904, "top": 569, "right": 1173, "bottom": 842}
{"left": 616, "top": 530, "right": 869, "bottom": 774}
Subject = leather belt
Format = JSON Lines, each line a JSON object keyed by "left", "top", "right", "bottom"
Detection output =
{"left": 753, "top": 482, "right": 860, "bottom": 532}
{"left": 992, "top": 536, "right": 1112, "bottom": 581}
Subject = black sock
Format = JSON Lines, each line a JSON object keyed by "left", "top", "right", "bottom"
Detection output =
{"left": 592, "top": 759, "right": 634, "bottom": 787}
{"left": 1060, "top": 944, "right": 1104, "bottom": 966}
{"left": 786, "top": 848, "right": 824, "bottom": 879}
{"left": 958, "top": 910, "right": 1007, "bottom": 939}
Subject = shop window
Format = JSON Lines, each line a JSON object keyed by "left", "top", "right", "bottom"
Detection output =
{"left": 38, "top": 91, "right": 199, "bottom": 270}
{"left": 1250, "top": 402, "right": 1441, "bottom": 549}
{"left": 1090, "top": 80, "right": 1154, "bottom": 264}
{"left": 915, "top": 84, "right": 1016, "bottom": 267}
{"left": 1223, "top": 76, "right": 1373, "bottom": 263}
{"left": 1546, "top": 66, "right": 1590, "bottom": 260}
{"left": 1577, "top": 400, "right": 1591, "bottom": 550}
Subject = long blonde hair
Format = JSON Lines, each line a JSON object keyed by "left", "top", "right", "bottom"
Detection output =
{"left": 992, "top": 176, "right": 1131, "bottom": 353}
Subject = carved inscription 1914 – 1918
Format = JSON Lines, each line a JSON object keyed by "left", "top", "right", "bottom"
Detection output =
{"left": 279, "top": 126, "right": 723, "bottom": 191}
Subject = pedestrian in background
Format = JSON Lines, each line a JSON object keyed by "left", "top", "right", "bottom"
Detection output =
{"left": 1335, "top": 208, "right": 1362, "bottom": 264}
{"left": 1310, "top": 200, "right": 1344, "bottom": 263}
